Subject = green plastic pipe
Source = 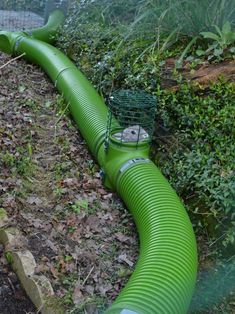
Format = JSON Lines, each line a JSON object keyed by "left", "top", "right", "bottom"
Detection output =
{"left": 27, "top": 9, "right": 65, "bottom": 43}
{"left": 0, "top": 12, "right": 197, "bottom": 314}
{"left": 105, "top": 159, "right": 197, "bottom": 314}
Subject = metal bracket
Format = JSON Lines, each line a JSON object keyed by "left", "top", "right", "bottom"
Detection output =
{"left": 119, "top": 158, "right": 150, "bottom": 174}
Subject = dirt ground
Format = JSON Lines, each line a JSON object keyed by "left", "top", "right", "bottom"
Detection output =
{"left": 0, "top": 52, "right": 138, "bottom": 313}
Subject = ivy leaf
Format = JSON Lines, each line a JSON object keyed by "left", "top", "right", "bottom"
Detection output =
{"left": 229, "top": 47, "right": 235, "bottom": 53}
{"left": 18, "top": 85, "right": 26, "bottom": 93}
{"left": 213, "top": 48, "right": 223, "bottom": 56}
{"left": 196, "top": 49, "right": 205, "bottom": 56}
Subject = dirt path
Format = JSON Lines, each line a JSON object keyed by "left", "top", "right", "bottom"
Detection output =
{"left": 0, "top": 53, "right": 138, "bottom": 313}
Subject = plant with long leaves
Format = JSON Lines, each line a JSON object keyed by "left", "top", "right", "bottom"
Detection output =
{"left": 200, "top": 21, "right": 235, "bottom": 49}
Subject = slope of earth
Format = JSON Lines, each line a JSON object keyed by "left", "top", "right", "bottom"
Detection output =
{"left": 1, "top": 50, "right": 234, "bottom": 314}
{"left": 0, "top": 53, "right": 138, "bottom": 313}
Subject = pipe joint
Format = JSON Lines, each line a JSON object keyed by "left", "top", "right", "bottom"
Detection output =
{"left": 97, "top": 139, "right": 150, "bottom": 191}
{"left": 54, "top": 66, "right": 75, "bottom": 87}
{"left": 119, "top": 158, "right": 150, "bottom": 174}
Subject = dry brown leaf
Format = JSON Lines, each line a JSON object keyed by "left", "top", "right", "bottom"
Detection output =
{"left": 72, "top": 279, "right": 83, "bottom": 305}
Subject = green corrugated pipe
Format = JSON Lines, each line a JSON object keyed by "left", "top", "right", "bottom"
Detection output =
{"left": 105, "top": 159, "right": 197, "bottom": 314}
{"left": 0, "top": 10, "right": 197, "bottom": 314}
{"left": 29, "top": 9, "right": 65, "bottom": 43}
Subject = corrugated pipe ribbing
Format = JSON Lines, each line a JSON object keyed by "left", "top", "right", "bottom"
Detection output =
{"left": 0, "top": 11, "right": 197, "bottom": 314}
{"left": 105, "top": 162, "right": 197, "bottom": 313}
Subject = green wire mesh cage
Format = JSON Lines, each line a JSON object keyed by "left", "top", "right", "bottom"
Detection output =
{"left": 106, "top": 90, "right": 157, "bottom": 149}
{"left": 0, "top": 0, "right": 67, "bottom": 31}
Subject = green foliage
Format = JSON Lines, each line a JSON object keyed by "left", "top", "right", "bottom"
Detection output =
{"left": 162, "top": 0, "right": 235, "bottom": 36}
{"left": 70, "top": 199, "right": 88, "bottom": 214}
{"left": 58, "top": 0, "right": 235, "bottom": 92}
{"left": 201, "top": 22, "right": 235, "bottom": 49}
{"left": 0, "top": 208, "right": 7, "bottom": 219}
{"left": 190, "top": 258, "right": 235, "bottom": 312}
{"left": 155, "top": 79, "right": 235, "bottom": 248}
{"left": 5, "top": 251, "right": 13, "bottom": 264}
{"left": 16, "top": 155, "right": 34, "bottom": 175}
{"left": 61, "top": 0, "right": 235, "bottom": 46}
{"left": 194, "top": 21, "right": 235, "bottom": 62}
{"left": 58, "top": 14, "right": 173, "bottom": 94}
{"left": 195, "top": 43, "right": 235, "bottom": 62}
{"left": 1, "top": 151, "right": 15, "bottom": 167}
{"left": 0, "top": 145, "right": 35, "bottom": 177}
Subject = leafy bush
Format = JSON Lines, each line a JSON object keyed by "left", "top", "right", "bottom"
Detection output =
{"left": 154, "top": 80, "right": 235, "bottom": 248}
{"left": 200, "top": 21, "right": 235, "bottom": 49}
{"left": 194, "top": 21, "right": 235, "bottom": 62}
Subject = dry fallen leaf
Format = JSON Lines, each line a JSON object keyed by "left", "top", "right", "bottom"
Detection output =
{"left": 118, "top": 254, "right": 134, "bottom": 267}
{"left": 72, "top": 279, "right": 83, "bottom": 305}
{"left": 26, "top": 196, "right": 42, "bottom": 205}
{"left": 50, "top": 266, "right": 59, "bottom": 279}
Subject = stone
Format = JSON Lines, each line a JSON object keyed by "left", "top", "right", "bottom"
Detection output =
{"left": 0, "top": 227, "right": 21, "bottom": 246}
{"left": 12, "top": 251, "right": 63, "bottom": 314}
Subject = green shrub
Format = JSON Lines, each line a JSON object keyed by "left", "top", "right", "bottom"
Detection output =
{"left": 154, "top": 79, "right": 235, "bottom": 248}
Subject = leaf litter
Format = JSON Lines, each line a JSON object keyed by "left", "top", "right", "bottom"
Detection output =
{"left": 0, "top": 52, "right": 138, "bottom": 313}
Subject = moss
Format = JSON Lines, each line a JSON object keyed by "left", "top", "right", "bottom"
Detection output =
{"left": 5, "top": 251, "right": 13, "bottom": 264}
{"left": 0, "top": 208, "right": 7, "bottom": 219}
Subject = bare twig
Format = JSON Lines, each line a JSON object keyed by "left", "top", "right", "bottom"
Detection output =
{"left": 0, "top": 53, "right": 26, "bottom": 70}
{"left": 82, "top": 266, "right": 94, "bottom": 286}
{"left": 7, "top": 277, "right": 16, "bottom": 295}
{"left": 35, "top": 303, "right": 44, "bottom": 314}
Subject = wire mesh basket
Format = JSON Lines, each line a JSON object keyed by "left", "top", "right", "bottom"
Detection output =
{"left": 0, "top": 0, "right": 46, "bottom": 31}
{"left": 0, "top": 0, "right": 68, "bottom": 32}
{"left": 106, "top": 90, "right": 157, "bottom": 149}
